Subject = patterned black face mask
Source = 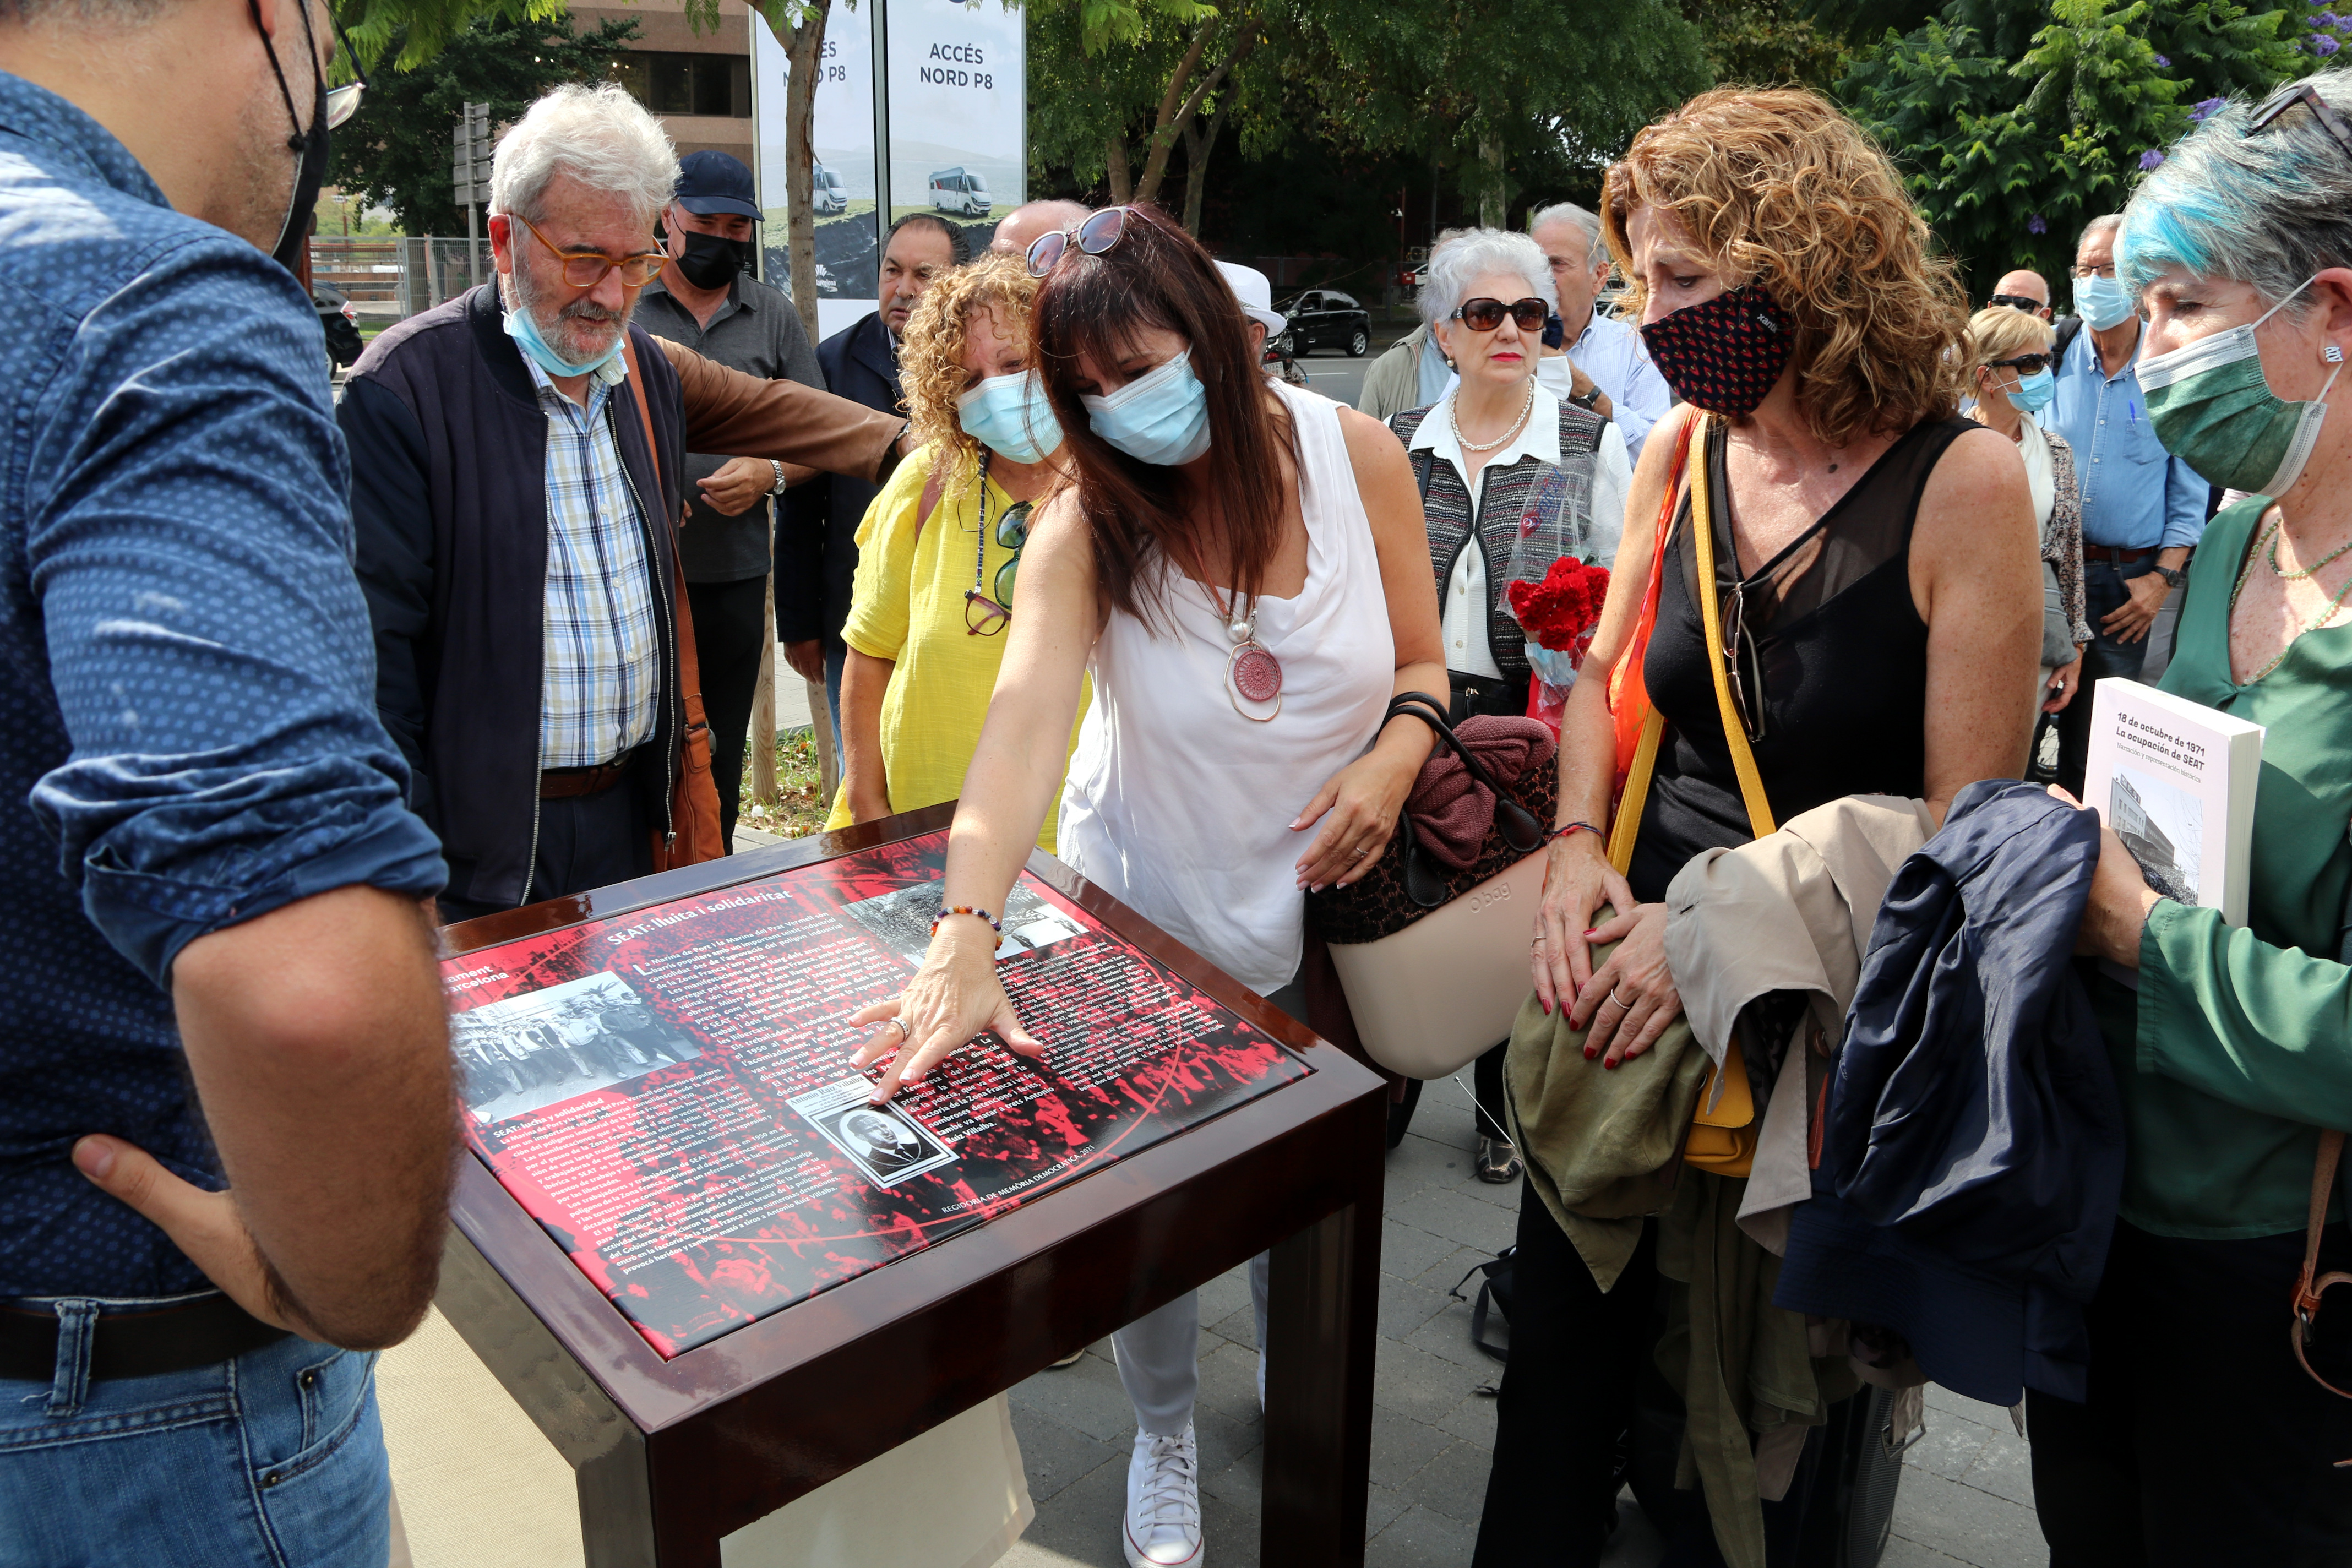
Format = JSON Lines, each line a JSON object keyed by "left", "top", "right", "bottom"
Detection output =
{"left": 1640, "top": 283, "right": 1797, "bottom": 417}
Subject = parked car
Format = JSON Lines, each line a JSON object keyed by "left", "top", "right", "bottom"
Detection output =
{"left": 813, "top": 160, "right": 848, "bottom": 216}
{"left": 1274, "top": 288, "right": 1372, "bottom": 358}
{"left": 313, "top": 281, "right": 363, "bottom": 371}
{"left": 928, "top": 166, "right": 992, "bottom": 218}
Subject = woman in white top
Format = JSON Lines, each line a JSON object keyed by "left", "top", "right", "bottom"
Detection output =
{"left": 1388, "top": 227, "right": 1633, "bottom": 1179}
{"left": 1965, "top": 305, "right": 2093, "bottom": 730}
{"left": 847, "top": 205, "right": 1446, "bottom": 1568}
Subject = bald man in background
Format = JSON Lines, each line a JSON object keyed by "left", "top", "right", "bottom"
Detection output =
{"left": 1990, "top": 267, "right": 2052, "bottom": 319}
{"left": 992, "top": 198, "right": 1090, "bottom": 257}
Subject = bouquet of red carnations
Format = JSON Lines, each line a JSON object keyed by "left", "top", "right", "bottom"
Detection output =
{"left": 1505, "top": 554, "right": 1611, "bottom": 736}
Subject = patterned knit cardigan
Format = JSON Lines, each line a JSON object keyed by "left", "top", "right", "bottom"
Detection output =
{"left": 1390, "top": 398, "right": 1610, "bottom": 680}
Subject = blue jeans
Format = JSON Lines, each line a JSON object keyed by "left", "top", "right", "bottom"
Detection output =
{"left": 0, "top": 1295, "right": 389, "bottom": 1568}
{"left": 2057, "top": 556, "right": 2157, "bottom": 797}
{"left": 822, "top": 636, "right": 846, "bottom": 758}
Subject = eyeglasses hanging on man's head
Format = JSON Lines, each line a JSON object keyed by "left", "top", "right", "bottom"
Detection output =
{"left": 1026, "top": 208, "right": 1133, "bottom": 279}
{"left": 2247, "top": 82, "right": 2352, "bottom": 161}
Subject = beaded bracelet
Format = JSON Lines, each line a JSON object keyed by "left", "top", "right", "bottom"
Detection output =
{"left": 932, "top": 905, "right": 1003, "bottom": 934}
{"left": 1544, "top": 821, "right": 1603, "bottom": 846}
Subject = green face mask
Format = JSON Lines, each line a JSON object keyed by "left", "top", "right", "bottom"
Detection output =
{"left": 2139, "top": 275, "right": 2344, "bottom": 497}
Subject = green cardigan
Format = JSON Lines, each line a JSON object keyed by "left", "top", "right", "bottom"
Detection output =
{"left": 2100, "top": 496, "right": 2352, "bottom": 1240}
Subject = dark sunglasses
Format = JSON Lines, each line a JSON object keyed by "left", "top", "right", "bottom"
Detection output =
{"left": 2249, "top": 83, "right": 2352, "bottom": 162}
{"left": 1451, "top": 296, "right": 1549, "bottom": 333}
{"left": 1987, "top": 293, "right": 2045, "bottom": 315}
{"left": 1989, "top": 352, "right": 2051, "bottom": 375}
{"left": 963, "top": 499, "right": 1035, "bottom": 636}
{"left": 1026, "top": 208, "right": 1131, "bottom": 279}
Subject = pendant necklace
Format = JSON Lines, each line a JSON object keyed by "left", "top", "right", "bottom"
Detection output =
{"left": 1215, "top": 584, "right": 1282, "bottom": 720}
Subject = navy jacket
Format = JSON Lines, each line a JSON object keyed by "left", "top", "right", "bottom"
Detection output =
{"left": 1776, "top": 779, "right": 2126, "bottom": 1404}
{"left": 341, "top": 286, "right": 691, "bottom": 910}
{"left": 778, "top": 309, "right": 901, "bottom": 644}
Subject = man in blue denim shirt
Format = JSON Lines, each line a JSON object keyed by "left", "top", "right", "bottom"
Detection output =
{"left": 0, "top": 6, "right": 457, "bottom": 1565}
{"left": 2048, "top": 214, "right": 2210, "bottom": 793}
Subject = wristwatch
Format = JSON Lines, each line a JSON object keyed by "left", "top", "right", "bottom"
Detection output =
{"left": 1569, "top": 385, "right": 1604, "bottom": 412}
{"left": 767, "top": 459, "right": 788, "bottom": 497}
{"left": 2153, "top": 563, "right": 2187, "bottom": 590}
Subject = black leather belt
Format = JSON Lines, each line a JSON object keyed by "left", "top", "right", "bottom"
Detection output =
{"left": 2083, "top": 545, "right": 2152, "bottom": 566}
{"left": 0, "top": 1293, "right": 290, "bottom": 1383}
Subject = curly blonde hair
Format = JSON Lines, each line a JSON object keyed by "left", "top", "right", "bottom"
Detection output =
{"left": 899, "top": 251, "right": 1043, "bottom": 500}
{"left": 1602, "top": 88, "right": 1969, "bottom": 448}
{"left": 1962, "top": 304, "right": 2054, "bottom": 369}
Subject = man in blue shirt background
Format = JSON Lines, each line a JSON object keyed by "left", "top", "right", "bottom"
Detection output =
{"left": 0, "top": 4, "right": 457, "bottom": 1563}
{"left": 2047, "top": 213, "right": 2209, "bottom": 794}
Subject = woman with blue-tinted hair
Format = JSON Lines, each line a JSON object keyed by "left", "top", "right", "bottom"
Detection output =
{"left": 2037, "top": 67, "right": 2352, "bottom": 1563}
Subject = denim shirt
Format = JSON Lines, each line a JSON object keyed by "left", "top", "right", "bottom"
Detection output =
{"left": 2046, "top": 322, "right": 2208, "bottom": 552}
{"left": 0, "top": 72, "right": 446, "bottom": 1298}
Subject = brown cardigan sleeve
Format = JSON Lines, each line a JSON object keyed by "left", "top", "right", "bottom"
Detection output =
{"left": 654, "top": 336, "right": 901, "bottom": 484}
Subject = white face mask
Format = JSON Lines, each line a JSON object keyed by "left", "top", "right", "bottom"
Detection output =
{"left": 1534, "top": 357, "right": 1575, "bottom": 399}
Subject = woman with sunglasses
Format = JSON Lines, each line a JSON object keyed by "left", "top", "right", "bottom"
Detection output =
{"left": 2023, "top": 70, "right": 2352, "bottom": 1562}
{"left": 826, "top": 252, "right": 1088, "bottom": 850}
{"left": 1483, "top": 90, "right": 2041, "bottom": 1566}
{"left": 1390, "top": 226, "right": 1632, "bottom": 1182}
{"left": 1964, "top": 305, "right": 2093, "bottom": 736}
{"left": 847, "top": 203, "right": 1446, "bottom": 1568}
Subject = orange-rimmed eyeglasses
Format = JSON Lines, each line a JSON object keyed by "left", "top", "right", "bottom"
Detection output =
{"left": 511, "top": 214, "right": 668, "bottom": 290}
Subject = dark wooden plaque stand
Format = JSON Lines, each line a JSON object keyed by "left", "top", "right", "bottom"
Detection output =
{"left": 435, "top": 804, "right": 1387, "bottom": 1567}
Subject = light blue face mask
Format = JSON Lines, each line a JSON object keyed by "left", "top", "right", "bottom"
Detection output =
{"left": 2005, "top": 367, "right": 2055, "bottom": 415}
{"left": 505, "top": 295, "right": 624, "bottom": 380}
{"left": 1080, "top": 349, "right": 1212, "bottom": 466}
{"left": 957, "top": 370, "right": 1064, "bottom": 464}
{"left": 2074, "top": 271, "right": 2136, "bottom": 333}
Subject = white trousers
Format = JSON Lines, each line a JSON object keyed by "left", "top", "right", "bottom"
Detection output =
{"left": 1111, "top": 1251, "right": 1270, "bottom": 1437}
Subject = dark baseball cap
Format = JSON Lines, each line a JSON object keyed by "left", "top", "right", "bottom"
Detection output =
{"left": 675, "top": 151, "right": 761, "bottom": 220}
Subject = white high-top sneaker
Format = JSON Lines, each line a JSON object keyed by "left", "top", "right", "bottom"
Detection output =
{"left": 1122, "top": 1424, "right": 1205, "bottom": 1567}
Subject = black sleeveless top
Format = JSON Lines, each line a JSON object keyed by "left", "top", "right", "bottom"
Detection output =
{"left": 1626, "top": 415, "right": 1970, "bottom": 903}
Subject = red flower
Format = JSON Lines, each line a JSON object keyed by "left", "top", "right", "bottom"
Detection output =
{"left": 1506, "top": 557, "right": 1610, "bottom": 652}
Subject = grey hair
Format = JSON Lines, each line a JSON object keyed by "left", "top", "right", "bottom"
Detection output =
{"left": 0, "top": 0, "right": 171, "bottom": 18}
{"left": 1419, "top": 227, "right": 1558, "bottom": 328}
{"left": 490, "top": 84, "right": 678, "bottom": 227}
{"left": 2119, "top": 68, "right": 2352, "bottom": 323}
{"left": 2075, "top": 213, "right": 2125, "bottom": 256}
{"left": 1528, "top": 201, "right": 1603, "bottom": 257}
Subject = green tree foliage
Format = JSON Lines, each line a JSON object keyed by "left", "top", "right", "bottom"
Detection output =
{"left": 326, "top": 13, "right": 640, "bottom": 236}
{"left": 339, "top": 0, "right": 566, "bottom": 72}
{"left": 1839, "top": 0, "right": 2301, "bottom": 291}
{"left": 1694, "top": 0, "right": 1855, "bottom": 90}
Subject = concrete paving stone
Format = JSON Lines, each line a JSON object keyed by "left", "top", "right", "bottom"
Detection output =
{"left": 1396, "top": 1436, "right": 1495, "bottom": 1523}
{"left": 1880, "top": 1533, "right": 1975, "bottom": 1566}
{"left": 1364, "top": 1501, "right": 1480, "bottom": 1568}
{"left": 1408, "top": 1242, "right": 1501, "bottom": 1299}
{"left": 1380, "top": 1216, "right": 1464, "bottom": 1284}
{"left": 1382, "top": 1131, "right": 1465, "bottom": 1199}
{"left": 1009, "top": 1401, "right": 1123, "bottom": 1504}
{"left": 1010, "top": 1351, "right": 1142, "bottom": 1445}
{"left": 1190, "top": 1404, "right": 1262, "bottom": 1483}
{"left": 1378, "top": 1271, "right": 1456, "bottom": 1343}
{"left": 1902, "top": 1409, "right": 1996, "bottom": 1484}
{"left": 1205, "top": 1302, "right": 1259, "bottom": 1348}
{"left": 1888, "top": 1467, "right": 2050, "bottom": 1568}
{"left": 1435, "top": 1389, "right": 1501, "bottom": 1450}
{"left": 1373, "top": 1333, "right": 1489, "bottom": 1425}
{"left": 1958, "top": 1423, "right": 2038, "bottom": 1509}
{"left": 1363, "top": 1480, "right": 1412, "bottom": 1541}
{"left": 1195, "top": 1261, "right": 1254, "bottom": 1328}
{"left": 1194, "top": 1336, "right": 1266, "bottom": 1427}
{"left": 1403, "top": 1293, "right": 1504, "bottom": 1373}
{"left": 1385, "top": 1184, "right": 1520, "bottom": 1255}
{"left": 1200, "top": 1434, "right": 1263, "bottom": 1510}
{"left": 1925, "top": 1384, "right": 2022, "bottom": 1434}
{"left": 1367, "top": 1404, "right": 1454, "bottom": 1491}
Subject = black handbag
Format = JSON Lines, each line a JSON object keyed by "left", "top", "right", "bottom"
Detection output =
{"left": 1305, "top": 691, "right": 1553, "bottom": 945}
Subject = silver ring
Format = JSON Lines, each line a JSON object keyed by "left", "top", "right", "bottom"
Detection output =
{"left": 1608, "top": 987, "right": 1635, "bottom": 1009}
{"left": 1350, "top": 846, "right": 1369, "bottom": 859}
{"left": 885, "top": 1017, "right": 909, "bottom": 1042}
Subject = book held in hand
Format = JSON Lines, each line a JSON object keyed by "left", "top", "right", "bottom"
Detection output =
{"left": 2081, "top": 678, "right": 2264, "bottom": 927}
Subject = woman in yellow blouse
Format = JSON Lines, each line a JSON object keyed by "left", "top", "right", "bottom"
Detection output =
{"left": 825, "top": 252, "right": 1087, "bottom": 851}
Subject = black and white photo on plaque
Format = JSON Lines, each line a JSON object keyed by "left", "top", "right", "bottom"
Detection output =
{"left": 451, "top": 971, "right": 703, "bottom": 1124}
{"left": 787, "top": 1076, "right": 959, "bottom": 1186}
{"left": 837, "top": 876, "right": 1086, "bottom": 966}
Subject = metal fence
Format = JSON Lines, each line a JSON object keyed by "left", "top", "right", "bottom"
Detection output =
{"left": 312, "top": 236, "right": 495, "bottom": 324}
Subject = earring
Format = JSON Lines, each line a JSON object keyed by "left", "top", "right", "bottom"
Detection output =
{"left": 2327, "top": 345, "right": 2344, "bottom": 364}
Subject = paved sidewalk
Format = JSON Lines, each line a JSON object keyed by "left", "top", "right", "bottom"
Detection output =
{"left": 996, "top": 1072, "right": 2048, "bottom": 1568}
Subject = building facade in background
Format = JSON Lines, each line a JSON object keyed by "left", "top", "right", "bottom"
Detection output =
{"left": 580, "top": 0, "right": 756, "bottom": 162}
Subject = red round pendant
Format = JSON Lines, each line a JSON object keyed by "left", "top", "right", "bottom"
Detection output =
{"left": 1231, "top": 644, "right": 1282, "bottom": 704}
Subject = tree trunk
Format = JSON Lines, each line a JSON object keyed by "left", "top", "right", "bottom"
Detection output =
{"left": 1107, "top": 135, "right": 1133, "bottom": 204}
{"left": 1132, "top": 20, "right": 1256, "bottom": 209}
{"left": 1477, "top": 134, "right": 1506, "bottom": 230}
{"left": 1179, "top": 99, "right": 1232, "bottom": 237}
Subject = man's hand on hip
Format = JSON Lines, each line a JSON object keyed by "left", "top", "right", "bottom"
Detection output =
{"left": 72, "top": 1137, "right": 301, "bottom": 1336}
{"left": 2099, "top": 570, "right": 2168, "bottom": 644}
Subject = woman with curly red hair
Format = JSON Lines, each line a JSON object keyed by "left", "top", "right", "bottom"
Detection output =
{"left": 1478, "top": 89, "right": 2044, "bottom": 1564}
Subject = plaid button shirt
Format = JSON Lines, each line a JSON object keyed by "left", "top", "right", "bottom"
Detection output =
{"left": 525, "top": 355, "right": 661, "bottom": 769}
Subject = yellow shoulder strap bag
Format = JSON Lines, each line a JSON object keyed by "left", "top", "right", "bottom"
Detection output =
{"left": 1608, "top": 412, "right": 1774, "bottom": 1178}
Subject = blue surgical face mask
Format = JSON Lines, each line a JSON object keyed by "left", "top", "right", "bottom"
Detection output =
{"left": 2074, "top": 271, "right": 2136, "bottom": 333}
{"left": 504, "top": 291, "right": 624, "bottom": 379}
{"left": 1080, "top": 349, "right": 1212, "bottom": 466}
{"left": 957, "top": 370, "right": 1064, "bottom": 464}
{"left": 2005, "top": 367, "right": 2055, "bottom": 415}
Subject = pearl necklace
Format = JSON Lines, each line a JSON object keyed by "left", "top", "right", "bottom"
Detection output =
{"left": 1450, "top": 377, "right": 1536, "bottom": 454}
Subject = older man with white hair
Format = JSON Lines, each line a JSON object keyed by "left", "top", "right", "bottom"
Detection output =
{"left": 1527, "top": 199, "right": 1672, "bottom": 461}
{"left": 343, "top": 84, "right": 911, "bottom": 917}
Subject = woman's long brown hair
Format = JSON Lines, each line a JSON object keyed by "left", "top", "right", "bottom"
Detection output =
{"left": 1030, "top": 204, "right": 1297, "bottom": 629}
